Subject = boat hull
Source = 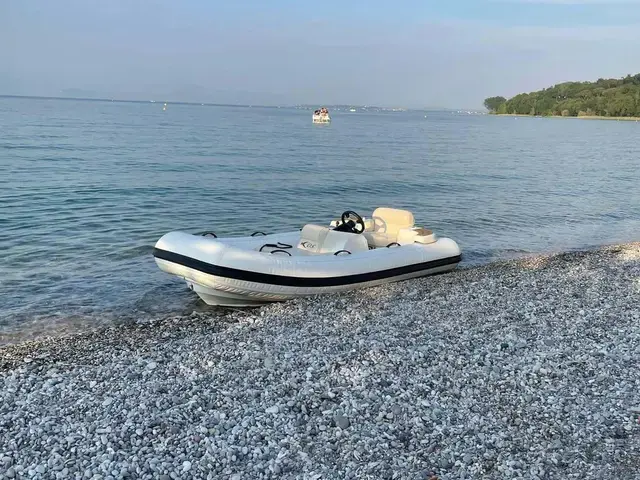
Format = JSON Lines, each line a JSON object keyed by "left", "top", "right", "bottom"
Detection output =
{"left": 153, "top": 230, "right": 461, "bottom": 307}
{"left": 160, "top": 259, "right": 459, "bottom": 306}
{"left": 312, "top": 114, "right": 331, "bottom": 123}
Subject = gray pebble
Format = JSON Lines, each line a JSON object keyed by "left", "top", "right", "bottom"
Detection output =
{"left": 334, "top": 413, "right": 350, "bottom": 429}
{"left": 1, "top": 243, "right": 639, "bottom": 480}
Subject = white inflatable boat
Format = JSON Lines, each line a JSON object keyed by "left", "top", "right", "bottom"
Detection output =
{"left": 153, "top": 208, "right": 462, "bottom": 307}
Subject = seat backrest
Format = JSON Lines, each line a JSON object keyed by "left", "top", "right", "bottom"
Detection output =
{"left": 322, "top": 229, "right": 369, "bottom": 254}
{"left": 371, "top": 207, "right": 415, "bottom": 236}
{"left": 298, "top": 224, "right": 369, "bottom": 254}
{"left": 297, "top": 224, "right": 330, "bottom": 253}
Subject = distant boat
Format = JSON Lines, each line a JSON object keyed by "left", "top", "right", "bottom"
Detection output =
{"left": 349, "top": 108, "right": 356, "bottom": 112}
{"left": 313, "top": 107, "right": 331, "bottom": 124}
{"left": 163, "top": 103, "right": 167, "bottom": 111}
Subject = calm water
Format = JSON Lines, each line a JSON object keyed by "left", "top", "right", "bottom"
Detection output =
{"left": 1, "top": 97, "right": 639, "bottom": 343}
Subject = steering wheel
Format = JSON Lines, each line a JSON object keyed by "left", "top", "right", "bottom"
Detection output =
{"left": 338, "top": 210, "right": 365, "bottom": 234}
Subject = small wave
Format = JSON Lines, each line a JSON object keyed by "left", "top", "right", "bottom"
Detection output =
{"left": 104, "top": 244, "right": 154, "bottom": 260}
{"left": 0, "top": 144, "right": 74, "bottom": 151}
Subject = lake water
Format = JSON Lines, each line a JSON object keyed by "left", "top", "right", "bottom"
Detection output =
{"left": 1, "top": 97, "right": 639, "bottom": 344}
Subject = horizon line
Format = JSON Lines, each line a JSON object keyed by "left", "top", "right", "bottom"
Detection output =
{"left": 0, "top": 94, "right": 484, "bottom": 112}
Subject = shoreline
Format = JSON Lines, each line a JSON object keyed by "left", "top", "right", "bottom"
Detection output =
{"left": 1, "top": 242, "right": 639, "bottom": 478}
{"left": 494, "top": 113, "right": 640, "bottom": 121}
{"left": 0, "top": 241, "right": 629, "bottom": 351}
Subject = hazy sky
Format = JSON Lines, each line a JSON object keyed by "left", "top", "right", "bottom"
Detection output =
{"left": 2, "top": 0, "right": 639, "bottom": 108}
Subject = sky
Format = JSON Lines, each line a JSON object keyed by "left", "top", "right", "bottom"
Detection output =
{"left": 1, "top": 0, "right": 639, "bottom": 108}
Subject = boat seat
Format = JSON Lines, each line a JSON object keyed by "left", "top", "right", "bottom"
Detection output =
{"left": 297, "top": 224, "right": 369, "bottom": 255}
{"left": 364, "top": 207, "right": 416, "bottom": 248}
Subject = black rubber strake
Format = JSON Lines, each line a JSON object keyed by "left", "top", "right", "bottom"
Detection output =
{"left": 154, "top": 247, "right": 462, "bottom": 287}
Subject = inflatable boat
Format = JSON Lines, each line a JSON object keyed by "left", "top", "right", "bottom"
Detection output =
{"left": 153, "top": 208, "right": 462, "bottom": 307}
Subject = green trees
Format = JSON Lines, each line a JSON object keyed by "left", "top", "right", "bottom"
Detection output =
{"left": 484, "top": 73, "right": 640, "bottom": 117}
{"left": 483, "top": 96, "right": 507, "bottom": 112}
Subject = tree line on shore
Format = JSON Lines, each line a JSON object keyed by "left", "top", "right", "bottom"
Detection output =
{"left": 484, "top": 73, "right": 640, "bottom": 118}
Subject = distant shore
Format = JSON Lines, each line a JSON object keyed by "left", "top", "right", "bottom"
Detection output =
{"left": 494, "top": 113, "right": 640, "bottom": 122}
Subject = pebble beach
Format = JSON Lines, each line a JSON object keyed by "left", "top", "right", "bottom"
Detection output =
{"left": 1, "top": 243, "right": 639, "bottom": 480}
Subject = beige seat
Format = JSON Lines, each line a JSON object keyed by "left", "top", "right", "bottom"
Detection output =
{"left": 297, "top": 224, "right": 369, "bottom": 255}
{"left": 364, "top": 207, "right": 416, "bottom": 248}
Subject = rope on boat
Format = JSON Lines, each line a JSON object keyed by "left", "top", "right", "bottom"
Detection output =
{"left": 259, "top": 242, "right": 293, "bottom": 252}
{"left": 270, "top": 249, "right": 292, "bottom": 256}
